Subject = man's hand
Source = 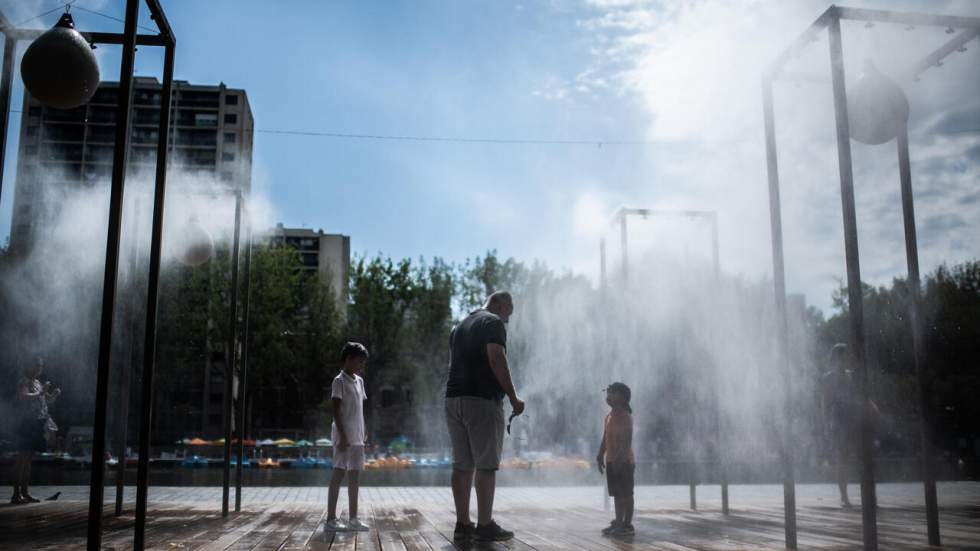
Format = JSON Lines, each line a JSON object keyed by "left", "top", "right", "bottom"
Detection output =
{"left": 596, "top": 455, "right": 605, "bottom": 475}
{"left": 509, "top": 396, "right": 525, "bottom": 416}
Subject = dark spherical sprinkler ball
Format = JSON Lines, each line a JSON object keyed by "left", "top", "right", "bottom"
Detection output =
{"left": 172, "top": 220, "right": 215, "bottom": 267}
{"left": 847, "top": 61, "right": 910, "bottom": 145}
{"left": 21, "top": 12, "right": 101, "bottom": 110}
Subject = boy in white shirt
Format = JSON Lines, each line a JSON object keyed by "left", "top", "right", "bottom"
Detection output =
{"left": 325, "top": 342, "right": 370, "bottom": 531}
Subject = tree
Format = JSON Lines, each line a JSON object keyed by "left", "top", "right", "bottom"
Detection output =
{"left": 347, "top": 256, "right": 416, "bottom": 440}
{"left": 814, "top": 260, "right": 980, "bottom": 456}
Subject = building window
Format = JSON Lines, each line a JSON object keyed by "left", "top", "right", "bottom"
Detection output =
{"left": 194, "top": 113, "right": 218, "bottom": 127}
{"left": 221, "top": 171, "right": 233, "bottom": 181}
{"left": 24, "top": 145, "right": 38, "bottom": 156}
{"left": 225, "top": 94, "right": 238, "bottom": 105}
{"left": 224, "top": 113, "right": 237, "bottom": 125}
{"left": 26, "top": 126, "right": 38, "bottom": 137}
{"left": 222, "top": 151, "right": 235, "bottom": 161}
{"left": 224, "top": 132, "right": 236, "bottom": 143}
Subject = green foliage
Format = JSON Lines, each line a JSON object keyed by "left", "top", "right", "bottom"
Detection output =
{"left": 147, "top": 240, "right": 980, "bottom": 453}
{"left": 816, "top": 260, "right": 980, "bottom": 452}
{"left": 154, "top": 241, "right": 345, "bottom": 440}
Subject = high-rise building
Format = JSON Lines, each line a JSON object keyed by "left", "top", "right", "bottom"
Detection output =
{"left": 271, "top": 224, "right": 351, "bottom": 313}
{"left": 9, "top": 77, "right": 254, "bottom": 252}
{"left": 6, "top": 77, "right": 253, "bottom": 442}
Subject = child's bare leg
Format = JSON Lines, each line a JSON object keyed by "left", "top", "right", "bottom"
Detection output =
{"left": 624, "top": 495, "right": 634, "bottom": 525}
{"left": 614, "top": 496, "right": 624, "bottom": 524}
{"left": 327, "top": 468, "right": 346, "bottom": 520}
{"left": 347, "top": 470, "right": 360, "bottom": 518}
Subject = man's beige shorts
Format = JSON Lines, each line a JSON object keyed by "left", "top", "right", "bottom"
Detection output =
{"left": 445, "top": 396, "right": 505, "bottom": 471}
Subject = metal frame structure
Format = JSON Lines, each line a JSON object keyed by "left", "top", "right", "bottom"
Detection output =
{"left": 220, "top": 190, "right": 254, "bottom": 517}
{"left": 600, "top": 208, "right": 725, "bottom": 514}
{"left": 0, "top": 2, "right": 175, "bottom": 550}
{"left": 763, "top": 5, "right": 980, "bottom": 550}
{"left": 235, "top": 216, "right": 254, "bottom": 513}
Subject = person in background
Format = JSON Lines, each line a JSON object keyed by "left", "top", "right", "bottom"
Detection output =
{"left": 325, "top": 342, "right": 370, "bottom": 531}
{"left": 11, "top": 359, "right": 59, "bottom": 505}
{"left": 597, "top": 382, "right": 635, "bottom": 536}
{"left": 822, "top": 343, "right": 880, "bottom": 509}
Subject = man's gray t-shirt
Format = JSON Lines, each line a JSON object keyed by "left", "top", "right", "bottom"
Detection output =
{"left": 445, "top": 309, "right": 507, "bottom": 401}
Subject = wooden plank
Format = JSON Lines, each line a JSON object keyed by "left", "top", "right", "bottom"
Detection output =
{"left": 276, "top": 509, "right": 326, "bottom": 551}
{"left": 1, "top": 485, "right": 979, "bottom": 550}
{"left": 368, "top": 490, "right": 408, "bottom": 551}
{"left": 194, "top": 507, "right": 283, "bottom": 551}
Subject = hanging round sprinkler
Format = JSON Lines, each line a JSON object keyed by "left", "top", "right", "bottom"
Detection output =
{"left": 20, "top": 11, "right": 101, "bottom": 110}
{"left": 173, "top": 218, "right": 215, "bottom": 267}
{"left": 847, "top": 61, "right": 910, "bottom": 145}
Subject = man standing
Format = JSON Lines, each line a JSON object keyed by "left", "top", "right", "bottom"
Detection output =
{"left": 445, "top": 291, "right": 525, "bottom": 542}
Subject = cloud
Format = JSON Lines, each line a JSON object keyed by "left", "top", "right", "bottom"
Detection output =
{"left": 569, "top": 0, "right": 980, "bottom": 311}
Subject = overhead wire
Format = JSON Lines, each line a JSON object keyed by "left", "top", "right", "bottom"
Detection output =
{"left": 14, "top": 1, "right": 157, "bottom": 33}
{"left": 71, "top": 5, "right": 159, "bottom": 34}
{"left": 253, "top": 128, "right": 656, "bottom": 146}
{"left": 15, "top": 3, "right": 72, "bottom": 27}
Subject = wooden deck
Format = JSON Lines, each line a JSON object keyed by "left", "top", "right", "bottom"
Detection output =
{"left": 1, "top": 483, "right": 978, "bottom": 550}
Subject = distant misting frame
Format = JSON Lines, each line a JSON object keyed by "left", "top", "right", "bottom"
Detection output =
{"left": 764, "top": 5, "right": 980, "bottom": 551}
{"left": 0, "top": 2, "right": 254, "bottom": 550}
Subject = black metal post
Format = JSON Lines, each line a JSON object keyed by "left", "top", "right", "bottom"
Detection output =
{"left": 133, "top": 39, "right": 175, "bottom": 551}
{"left": 762, "top": 75, "right": 798, "bottom": 549}
{"left": 619, "top": 213, "right": 628, "bottom": 287}
{"left": 222, "top": 192, "right": 243, "bottom": 517}
{"left": 897, "top": 126, "right": 940, "bottom": 546}
{"left": 235, "top": 216, "right": 253, "bottom": 512}
{"left": 828, "top": 15, "right": 878, "bottom": 551}
{"left": 235, "top": 219, "right": 252, "bottom": 512}
{"left": 114, "top": 206, "right": 142, "bottom": 517}
{"left": 88, "top": 1, "right": 139, "bottom": 548}
{"left": 599, "top": 237, "right": 607, "bottom": 293}
{"left": 689, "top": 469, "right": 697, "bottom": 511}
{"left": 0, "top": 36, "right": 13, "bottom": 203}
{"left": 709, "top": 214, "right": 729, "bottom": 516}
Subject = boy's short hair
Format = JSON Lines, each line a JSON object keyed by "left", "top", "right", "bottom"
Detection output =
{"left": 340, "top": 342, "right": 369, "bottom": 362}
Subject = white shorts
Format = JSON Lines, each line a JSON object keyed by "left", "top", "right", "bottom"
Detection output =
{"left": 333, "top": 445, "right": 365, "bottom": 471}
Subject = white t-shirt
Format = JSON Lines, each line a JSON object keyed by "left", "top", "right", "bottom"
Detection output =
{"left": 331, "top": 371, "right": 367, "bottom": 446}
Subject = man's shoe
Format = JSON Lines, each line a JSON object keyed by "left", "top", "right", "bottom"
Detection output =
{"left": 601, "top": 520, "right": 621, "bottom": 536}
{"left": 10, "top": 494, "right": 27, "bottom": 505}
{"left": 454, "top": 522, "right": 475, "bottom": 541}
{"left": 611, "top": 523, "right": 635, "bottom": 537}
{"left": 475, "top": 520, "right": 514, "bottom": 542}
{"left": 324, "top": 518, "right": 348, "bottom": 531}
{"left": 22, "top": 494, "right": 40, "bottom": 503}
{"left": 348, "top": 518, "right": 370, "bottom": 531}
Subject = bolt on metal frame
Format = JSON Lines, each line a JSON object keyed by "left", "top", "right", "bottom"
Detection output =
{"left": 763, "top": 5, "right": 980, "bottom": 550}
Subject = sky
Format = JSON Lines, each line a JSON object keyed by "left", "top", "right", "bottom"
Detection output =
{"left": 1, "top": 0, "right": 978, "bottom": 313}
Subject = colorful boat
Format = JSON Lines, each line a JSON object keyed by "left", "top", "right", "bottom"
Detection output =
{"left": 181, "top": 455, "right": 209, "bottom": 468}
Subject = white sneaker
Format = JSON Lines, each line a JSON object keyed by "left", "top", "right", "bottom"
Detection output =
{"left": 348, "top": 518, "right": 370, "bottom": 531}
{"left": 325, "top": 518, "right": 348, "bottom": 531}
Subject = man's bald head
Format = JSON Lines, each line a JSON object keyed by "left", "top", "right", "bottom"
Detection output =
{"left": 484, "top": 291, "right": 514, "bottom": 323}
